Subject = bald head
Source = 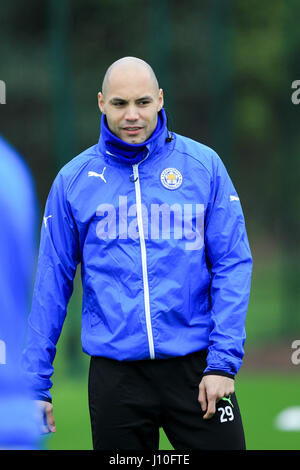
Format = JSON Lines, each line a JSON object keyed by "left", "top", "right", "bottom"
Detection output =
{"left": 98, "top": 56, "right": 164, "bottom": 144}
{"left": 101, "top": 57, "right": 159, "bottom": 98}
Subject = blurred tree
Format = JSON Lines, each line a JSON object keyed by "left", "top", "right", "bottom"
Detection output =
{"left": 48, "top": 0, "right": 75, "bottom": 169}
{"left": 278, "top": 0, "right": 300, "bottom": 336}
{"left": 206, "top": 0, "right": 235, "bottom": 176}
{"left": 48, "top": 0, "right": 82, "bottom": 376}
{"left": 147, "top": 0, "right": 174, "bottom": 124}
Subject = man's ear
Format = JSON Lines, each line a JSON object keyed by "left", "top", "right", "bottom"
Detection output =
{"left": 98, "top": 92, "right": 105, "bottom": 113}
{"left": 158, "top": 88, "right": 164, "bottom": 111}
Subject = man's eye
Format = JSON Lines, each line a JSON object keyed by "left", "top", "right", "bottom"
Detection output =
{"left": 139, "top": 101, "right": 150, "bottom": 106}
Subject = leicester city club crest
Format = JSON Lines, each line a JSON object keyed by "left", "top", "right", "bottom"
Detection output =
{"left": 160, "top": 168, "right": 183, "bottom": 190}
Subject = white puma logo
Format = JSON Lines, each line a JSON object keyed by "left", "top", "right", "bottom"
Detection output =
{"left": 43, "top": 215, "right": 52, "bottom": 227}
{"left": 230, "top": 195, "right": 239, "bottom": 202}
{"left": 88, "top": 167, "right": 107, "bottom": 183}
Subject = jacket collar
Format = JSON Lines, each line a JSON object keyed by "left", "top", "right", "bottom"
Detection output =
{"left": 98, "top": 108, "right": 169, "bottom": 165}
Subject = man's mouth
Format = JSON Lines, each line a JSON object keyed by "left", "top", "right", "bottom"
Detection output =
{"left": 122, "top": 126, "right": 144, "bottom": 135}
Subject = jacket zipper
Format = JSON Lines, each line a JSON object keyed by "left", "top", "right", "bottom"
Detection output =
{"left": 132, "top": 162, "right": 155, "bottom": 359}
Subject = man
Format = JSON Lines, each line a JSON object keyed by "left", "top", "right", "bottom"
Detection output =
{"left": 22, "top": 57, "right": 252, "bottom": 450}
{"left": 0, "top": 135, "right": 41, "bottom": 449}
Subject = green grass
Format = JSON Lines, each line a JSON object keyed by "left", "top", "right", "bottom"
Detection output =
{"left": 239, "top": 373, "right": 300, "bottom": 450}
{"left": 45, "top": 372, "right": 300, "bottom": 450}
{"left": 46, "top": 377, "right": 92, "bottom": 450}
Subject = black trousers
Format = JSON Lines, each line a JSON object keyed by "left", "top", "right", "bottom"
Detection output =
{"left": 88, "top": 350, "right": 246, "bottom": 450}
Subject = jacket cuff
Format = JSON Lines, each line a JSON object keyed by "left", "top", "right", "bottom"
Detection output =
{"left": 202, "top": 370, "right": 235, "bottom": 380}
{"left": 36, "top": 396, "right": 52, "bottom": 403}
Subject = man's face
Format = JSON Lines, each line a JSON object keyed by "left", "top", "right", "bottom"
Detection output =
{"left": 98, "top": 67, "right": 164, "bottom": 144}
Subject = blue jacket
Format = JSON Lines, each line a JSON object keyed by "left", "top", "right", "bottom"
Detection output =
{"left": 22, "top": 109, "right": 252, "bottom": 402}
{"left": 0, "top": 135, "right": 40, "bottom": 448}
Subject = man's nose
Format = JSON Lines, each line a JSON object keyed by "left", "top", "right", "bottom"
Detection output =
{"left": 124, "top": 106, "right": 139, "bottom": 121}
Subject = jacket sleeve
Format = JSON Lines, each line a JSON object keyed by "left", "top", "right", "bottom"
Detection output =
{"left": 22, "top": 171, "right": 80, "bottom": 401}
{"left": 203, "top": 151, "right": 253, "bottom": 377}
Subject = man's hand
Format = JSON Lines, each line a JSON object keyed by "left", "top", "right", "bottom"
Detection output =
{"left": 198, "top": 375, "right": 234, "bottom": 420}
{"left": 36, "top": 400, "right": 56, "bottom": 434}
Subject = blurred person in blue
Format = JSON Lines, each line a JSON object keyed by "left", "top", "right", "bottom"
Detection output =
{"left": 22, "top": 57, "right": 253, "bottom": 450}
{"left": 0, "top": 135, "right": 41, "bottom": 449}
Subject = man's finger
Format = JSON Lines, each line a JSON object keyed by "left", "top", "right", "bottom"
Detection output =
{"left": 198, "top": 382, "right": 207, "bottom": 412}
{"left": 40, "top": 422, "right": 50, "bottom": 434}
{"left": 45, "top": 405, "right": 56, "bottom": 433}
{"left": 37, "top": 406, "right": 50, "bottom": 434}
{"left": 203, "top": 394, "right": 216, "bottom": 419}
